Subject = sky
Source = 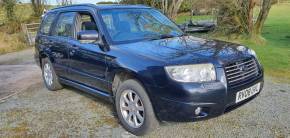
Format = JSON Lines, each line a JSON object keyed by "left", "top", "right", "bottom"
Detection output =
{"left": 20, "top": 0, "right": 115, "bottom": 5}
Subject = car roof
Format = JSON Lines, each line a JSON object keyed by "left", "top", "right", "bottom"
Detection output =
{"left": 48, "top": 4, "right": 151, "bottom": 13}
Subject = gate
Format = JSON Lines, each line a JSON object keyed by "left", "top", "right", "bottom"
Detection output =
{"left": 22, "top": 23, "right": 40, "bottom": 46}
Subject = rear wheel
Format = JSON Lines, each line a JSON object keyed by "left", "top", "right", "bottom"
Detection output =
{"left": 115, "top": 79, "right": 158, "bottom": 136}
{"left": 42, "top": 58, "right": 63, "bottom": 91}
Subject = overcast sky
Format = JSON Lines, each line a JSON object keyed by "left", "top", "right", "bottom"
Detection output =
{"left": 20, "top": 0, "right": 115, "bottom": 5}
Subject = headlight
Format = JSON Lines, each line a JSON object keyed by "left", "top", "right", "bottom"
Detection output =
{"left": 248, "top": 49, "right": 257, "bottom": 57}
{"left": 165, "top": 63, "right": 216, "bottom": 83}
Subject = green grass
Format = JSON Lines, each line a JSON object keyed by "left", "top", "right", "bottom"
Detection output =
{"left": 175, "top": 4, "right": 290, "bottom": 82}
{"left": 245, "top": 4, "right": 290, "bottom": 82}
{"left": 175, "top": 12, "right": 213, "bottom": 24}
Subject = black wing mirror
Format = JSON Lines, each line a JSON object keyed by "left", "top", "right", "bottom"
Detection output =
{"left": 77, "top": 30, "right": 99, "bottom": 41}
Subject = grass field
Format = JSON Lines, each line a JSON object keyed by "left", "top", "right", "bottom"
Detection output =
{"left": 175, "top": 12, "right": 214, "bottom": 24}
{"left": 244, "top": 4, "right": 290, "bottom": 82}
{"left": 176, "top": 4, "right": 290, "bottom": 82}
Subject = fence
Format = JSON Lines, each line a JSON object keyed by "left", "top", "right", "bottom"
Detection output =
{"left": 22, "top": 23, "right": 40, "bottom": 46}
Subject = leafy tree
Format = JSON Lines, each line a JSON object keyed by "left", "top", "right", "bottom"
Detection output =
{"left": 2, "top": 0, "right": 17, "bottom": 21}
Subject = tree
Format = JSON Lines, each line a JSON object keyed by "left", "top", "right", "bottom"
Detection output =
{"left": 161, "top": 0, "right": 184, "bottom": 19}
{"left": 2, "top": 0, "right": 17, "bottom": 21}
{"left": 31, "top": 0, "right": 46, "bottom": 17}
{"left": 56, "top": 0, "right": 72, "bottom": 6}
{"left": 253, "top": 0, "right": 272, "bottom": 38}
{"left": 216, "top": 0, "right": 272, "bottom": 43}
{"left": 119, "top": 0, "right": 184, "bottom": 19}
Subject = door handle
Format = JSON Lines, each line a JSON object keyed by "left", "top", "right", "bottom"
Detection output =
{"left": 69, "top": 45, "right": 79, "bottom": 56}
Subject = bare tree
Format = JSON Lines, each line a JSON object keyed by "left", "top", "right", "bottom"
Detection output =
{"left": 56, "top": 0, "right": 72, "bottom": 6}
{"left": 161, "top": 0, "right": 184, "bottom": 19}
{"left": 253, "top": 0, "right": 272, "bottom": 37}
{"left": 216, "top": 0, "right": 272, "bottom": 42}
{"left": 31, "top": 0, "right": 46, "bottom": 17}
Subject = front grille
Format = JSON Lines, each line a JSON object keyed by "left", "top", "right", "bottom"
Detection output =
{"left": 225, "top": 58, "right": 259, "bottom": 87}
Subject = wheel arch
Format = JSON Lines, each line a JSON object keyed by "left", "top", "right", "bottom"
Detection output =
{"left": 39, "top": 51, "right": 53, "bottom": 68}
{"left": 110, "top": 68, "right": 144, "bottom": 96}
{"left": 109, "top": 68, "right": 161, "bottom": 121}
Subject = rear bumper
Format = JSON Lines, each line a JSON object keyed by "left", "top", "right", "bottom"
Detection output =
{"left": 149, "top": 74, "right": 264, "bottom": 122}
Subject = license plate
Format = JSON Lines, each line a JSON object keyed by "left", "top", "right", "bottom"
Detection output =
{"left": 235, "top": 83, "right": 260, "bottom": 103}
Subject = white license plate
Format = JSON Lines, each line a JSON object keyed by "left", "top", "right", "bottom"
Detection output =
{"left": 235, "top": 83, "right": 260, "bottom": 103}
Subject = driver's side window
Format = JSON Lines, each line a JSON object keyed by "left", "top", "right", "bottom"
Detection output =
{"left": 79, "top": 14, "right": 98, "bottom": 31}
{"left": 76, "top": 12, "right": 99, "bottom": 43}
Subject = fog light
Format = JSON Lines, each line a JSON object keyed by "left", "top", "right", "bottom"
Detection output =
{"left": 195, "top": 107, "right": 202, "bottom": 115}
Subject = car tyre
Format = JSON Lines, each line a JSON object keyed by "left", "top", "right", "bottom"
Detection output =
{"left": 42, "top": 58, "right": 63, "bottom": 91}
{"left": 115, "top": 79, "right": 159, "bottom": 136}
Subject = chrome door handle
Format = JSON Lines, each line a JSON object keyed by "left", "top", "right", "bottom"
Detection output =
{"left": 69, "top": 45, "right": 79, "bottom": 56}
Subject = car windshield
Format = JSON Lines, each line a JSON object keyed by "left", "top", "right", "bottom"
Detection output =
{"left": 99, "top": 8, "right": 184, "bottom": 43}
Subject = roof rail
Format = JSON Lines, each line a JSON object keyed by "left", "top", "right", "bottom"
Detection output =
{"left": 51, "top": 4, "right": 96, "bottom": 11}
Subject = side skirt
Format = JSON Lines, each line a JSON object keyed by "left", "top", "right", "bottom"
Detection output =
{"left": 59, "top": 78, "right": 113, "bottom": 103}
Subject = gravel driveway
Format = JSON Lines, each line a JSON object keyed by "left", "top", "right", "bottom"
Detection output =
{"left": 0, "top": 48, "right": 289, "bottom": 137}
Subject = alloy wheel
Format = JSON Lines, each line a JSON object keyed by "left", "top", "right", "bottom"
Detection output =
{"left": 43, "top": 63, "right": 53, "bottom": 86}
{"left": 120, "top": 89, "right": 145, "bottom": 128}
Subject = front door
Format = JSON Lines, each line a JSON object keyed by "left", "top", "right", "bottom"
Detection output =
{"left": 66, "top": 12, "right": 109, "bottom": 92}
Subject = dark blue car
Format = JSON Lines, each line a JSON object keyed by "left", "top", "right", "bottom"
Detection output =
{"left": 35, "top": 4, "right": 264, "bottom": 135}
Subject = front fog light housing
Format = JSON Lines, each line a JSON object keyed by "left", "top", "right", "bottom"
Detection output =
{"left": 165, "top": 63, "right": 216, "bottom": 83}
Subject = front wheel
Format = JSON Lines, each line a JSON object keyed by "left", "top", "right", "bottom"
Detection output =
{"left": 115, "top": 79, "right": 158, "bottom": 136}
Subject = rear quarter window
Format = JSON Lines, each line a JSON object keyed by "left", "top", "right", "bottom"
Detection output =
{"left": 40, "top": 13, "right": 56, "bottom": 35}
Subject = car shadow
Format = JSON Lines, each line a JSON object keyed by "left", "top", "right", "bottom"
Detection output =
{"left": 63, "top": 85, "right": 118, "bottom": 119}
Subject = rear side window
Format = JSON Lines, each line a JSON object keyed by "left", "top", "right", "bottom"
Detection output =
{"left": 53, "top": 12, "right": 76, "bottom": 38}
{"left": 40, "top": 13, "right": 56, "bottom": 35}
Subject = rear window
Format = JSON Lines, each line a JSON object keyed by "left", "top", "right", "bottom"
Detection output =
{"left": 40, "top": 13, "right": 56, "bottom": 35}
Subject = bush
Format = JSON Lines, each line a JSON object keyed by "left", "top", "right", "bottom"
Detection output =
{"left": 2, "top": 0, "right": 17, "bottom": 22}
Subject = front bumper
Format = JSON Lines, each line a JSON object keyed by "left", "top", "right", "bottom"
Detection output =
{"left": 148, "top": 73, "right": 264, "bottom": 122}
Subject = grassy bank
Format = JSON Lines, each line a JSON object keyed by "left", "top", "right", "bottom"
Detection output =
{"left": 0, "top": 4, "right": 37, "bottom": 55}
{"left": 176, "top": 4, "right": 290, "bottom": 82}
{"left": 0, "top": 32, "right": 28, "bottom": 55}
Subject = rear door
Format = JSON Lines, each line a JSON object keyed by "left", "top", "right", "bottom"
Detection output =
{"left": 50, "top": 12, "right": 77, "bottom": 78}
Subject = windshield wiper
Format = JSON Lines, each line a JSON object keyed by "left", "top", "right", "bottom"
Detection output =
{"left": 148, "top": 34, "right": 176, "bottom": 40}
